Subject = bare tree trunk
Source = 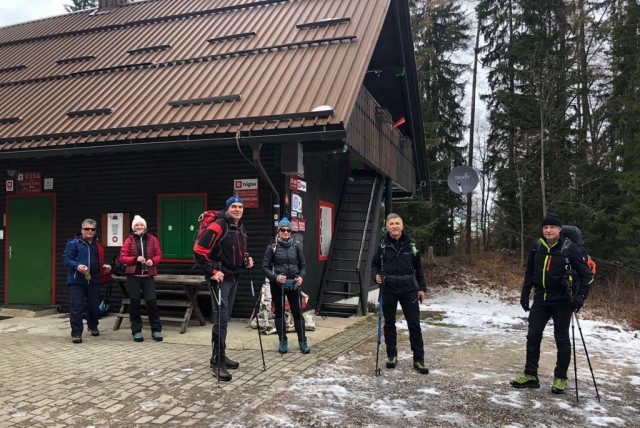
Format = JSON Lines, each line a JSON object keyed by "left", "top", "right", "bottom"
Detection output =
{"left": 515, "top": 144, "right": 525, "bottom": 267}
{"left": 540, "top": 101, "right": 547, "bottom": 215}
{"left": 466, "top": 18, "right": 481, "bottom": 255}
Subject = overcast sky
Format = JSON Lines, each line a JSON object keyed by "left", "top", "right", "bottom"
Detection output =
{"left": 0, "top": 0, "right": 68, "bottom": 27}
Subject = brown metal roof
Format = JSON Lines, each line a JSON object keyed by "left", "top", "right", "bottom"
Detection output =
{"left": 0, "top": 0, "right": 391, "bottom": 150}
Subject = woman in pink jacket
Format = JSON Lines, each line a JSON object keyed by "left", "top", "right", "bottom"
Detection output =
{"left": 120, "top": 215, "right": 163, "bottom": 342}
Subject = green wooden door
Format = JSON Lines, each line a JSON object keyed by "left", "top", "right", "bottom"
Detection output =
{"left": 7, "top": 195, "right": 54, "bottom": 304}
{"left": 159, "top": 196, "right": 204, "bottom": 259}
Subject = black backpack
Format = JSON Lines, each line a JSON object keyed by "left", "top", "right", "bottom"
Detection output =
{"left": 110, "top": 251, "right": 127, "bottom": 276}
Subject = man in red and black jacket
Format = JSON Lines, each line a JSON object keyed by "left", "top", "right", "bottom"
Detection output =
{"left": 193, "top": 195, "right": 254, "bottom": 382}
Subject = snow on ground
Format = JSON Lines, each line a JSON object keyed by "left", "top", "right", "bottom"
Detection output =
{"left": 228, "top": 287, "right": 640, "bottom": 428}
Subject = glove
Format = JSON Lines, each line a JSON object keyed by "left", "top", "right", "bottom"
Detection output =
{"left": 570, "top": 295, "right": 584, "bottom": 312}
{"left": 520, "top": 294, "right": 530, "bottom": 312}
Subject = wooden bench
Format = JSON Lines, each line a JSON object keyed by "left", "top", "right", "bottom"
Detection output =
{"left": 112, "top": 274, "right": 210, "bottom": 334}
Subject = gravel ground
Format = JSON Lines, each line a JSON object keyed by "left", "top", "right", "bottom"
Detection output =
{"left": 222, "top": 287, "right": 640, "bottom": 428}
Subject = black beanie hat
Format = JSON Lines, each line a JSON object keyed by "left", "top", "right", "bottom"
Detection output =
{"left": 541, "top": 212, "right": 562, "bottom": 227}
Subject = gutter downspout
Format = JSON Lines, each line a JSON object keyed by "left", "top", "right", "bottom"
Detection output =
{"left": 249, "top": 141, "right": 280, "bottom": 236}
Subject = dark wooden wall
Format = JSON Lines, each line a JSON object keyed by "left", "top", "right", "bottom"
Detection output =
{"left": 0, "top": 143, "right": 349, "bottom": 318}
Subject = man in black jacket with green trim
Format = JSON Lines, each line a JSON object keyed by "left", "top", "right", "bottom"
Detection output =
{"left": 372, "top": 213, "right": 429, "bottom": 374}
{"left": 511, "top": 212, "right": 594, "bottom": 393}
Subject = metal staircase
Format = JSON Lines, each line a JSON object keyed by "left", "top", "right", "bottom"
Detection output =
{"left": 316, "top": 171, "right": 383, "bottom": 317}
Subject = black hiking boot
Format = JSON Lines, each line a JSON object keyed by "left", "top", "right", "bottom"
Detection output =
{"left": 386, "top": 356, "right": 398, "bottom": 369}
{"left": 413, "top": 361, "right": 429, "bottom": 374}
{"left": 212, "top": 364, "right": 232, "bottom": 382}
{"left": 224, "top": 356, "right": 239, "bottom": 370}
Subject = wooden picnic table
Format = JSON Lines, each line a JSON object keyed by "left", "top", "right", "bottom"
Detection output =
{"left": 112, "top": 274, "right": 210, "bottom": 334}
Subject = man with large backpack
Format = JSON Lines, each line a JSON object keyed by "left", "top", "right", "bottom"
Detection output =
{"left": 193, "top": 196, "right": 254, "bottom": 382}
{"left": 511, "top": 212, "right": 594, "bottom": 394}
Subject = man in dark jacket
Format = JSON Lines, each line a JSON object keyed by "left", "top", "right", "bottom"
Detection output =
{"left": 194, "top": 196, "right": 254, "bottom": 382}
{"left": 371, "top": 213, "right": 429, "bottom": 374}
{"left": 511, "top": 212, "right": 594, "bottom": 393}
{"left": 63, "top": 218, "right": 112, "bottom": 344}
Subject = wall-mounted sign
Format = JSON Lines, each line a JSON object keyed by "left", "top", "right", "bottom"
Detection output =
{"left": 318, "top": 200, "right": 334, "bottom": 261}
{"left": 5, "top": 180, "right": 14, "bottom": 192}
{"left": 43, "top": 177, "right": 54, "bottom": 190}
{"left": 291, "top": 193, "right": 303, "bottom": 213}
{"left": 289, "top": 177, "right": 307, "bottom": 192}
{"left": 292, "top": 218, "right": 306, "bottom": 232}
{"left": 234, "top": 178, "right": 259, "bottom": 208}
{"left": 107, "top": 213, "right": 125, "bottom": 247}
{"left": 17, "top": 171, "right": 41, "bottom": 193}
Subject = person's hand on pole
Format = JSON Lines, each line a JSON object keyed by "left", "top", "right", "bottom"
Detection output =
{"left": 211, "top": 271, "right": 224, "bottom": 282}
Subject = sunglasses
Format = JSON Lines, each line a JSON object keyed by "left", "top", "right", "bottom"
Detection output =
{"left": 83, "top": 228, "right": 96, "bottom": 231}
{"left": 279, "top": 228, "right": 292, "bottom": 233}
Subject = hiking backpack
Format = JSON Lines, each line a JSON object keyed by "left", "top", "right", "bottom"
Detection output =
{"left": 194, "top": 210, "right": 221, "bottom": 243}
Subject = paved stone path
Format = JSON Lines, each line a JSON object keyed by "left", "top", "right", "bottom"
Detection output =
{"left": 0, "top": 315, "right": 377, "bottom": 427}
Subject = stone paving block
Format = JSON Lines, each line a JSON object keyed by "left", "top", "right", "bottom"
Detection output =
{"left": 134, "top": 415, "right": 155, "bottom": 424}
{"left": 152, "top": 414, "right": 174, "bottom": 424}
{"left": 166, "top": 406, "right": 186, "bottom": 416}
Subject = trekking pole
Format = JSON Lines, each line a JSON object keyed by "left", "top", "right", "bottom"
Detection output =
{"left": 571, "top": 311, "right": 579, "bottom": 402}
{"left": 282, "top": 281, "right": 286, "bottom": 354}
{"left": 375, "top": 290, "right": 383, "bottom": 377}
{"left": 297, "top": 286, "right": 306, "bottom": 340}
{"left": 209, "top": 279, "right": 222, "bottom": 386}
{"left": 248, "top": 267, "right": 266, "bottom": 371}
{"left": 573, "top": 311, "right": 601, "bottom": 402}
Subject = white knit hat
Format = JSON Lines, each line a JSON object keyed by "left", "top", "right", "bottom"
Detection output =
{"left": 131, "top": 215, "right": 147, "bottom": 231}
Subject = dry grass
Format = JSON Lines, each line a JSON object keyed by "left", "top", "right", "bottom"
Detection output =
{"left": 424, "top": 251, "right": 640, "bottom": 330}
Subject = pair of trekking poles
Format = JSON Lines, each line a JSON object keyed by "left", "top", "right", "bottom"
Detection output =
{"left": 565, "top": 269, "right": 600, "bottom": 402}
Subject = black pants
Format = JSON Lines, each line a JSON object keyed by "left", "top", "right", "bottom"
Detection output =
{"left": 525, "top": 298, "right": 572, "bottom": 379}
{"left": 270, "top": 283, "right": 303, "bottom": 321}
{"left": 127, "top": 275, "right": 162, "bottom": 334}
{"left": 209, "top": 279, "right": 238, "bottom": 364}
{"left": 382, "top": 287, "right": 424, "bottom": 363}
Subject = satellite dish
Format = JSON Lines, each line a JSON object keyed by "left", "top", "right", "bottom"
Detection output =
{"left": 447, "top": 166, "right": 479, "bottom": 195}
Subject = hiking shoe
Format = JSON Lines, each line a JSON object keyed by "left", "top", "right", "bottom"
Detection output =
{"left": 212, "top": 364, "right": 232, "bottom": 382}
{"left": 386, "top": 356, "right": 398, "bottom": 369}
{"left": 132, "top": 332, "right": 144, "bottom": 342}
{"left": 414, "top": 361, "right": 429, "bottom": 374}
{"left": 72, "top": 336, "right": 82, "bottom": 344}
{"left": 299, "top": 340, "right": 310, "bottom": 354}
{"left": 278, "top": 340, "right": 288, "bottom": 354}
{"left": 224, "top": 356, "right": 239, "bottom": 370}
{"left": 89, "top": 329, "right": 100, "bottom": 337}
{"left": 510, "top": 374, "right": 540, "bottom": 389}
{"left": 551, "top": 377, "right": 567, "bottom": 394}
{"left": 151, "top": 332, "right": 163, "bottom": 342}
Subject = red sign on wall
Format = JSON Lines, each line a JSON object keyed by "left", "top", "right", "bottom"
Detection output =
{"left": 17, "top": 171, "right": 42, "bottom": 193}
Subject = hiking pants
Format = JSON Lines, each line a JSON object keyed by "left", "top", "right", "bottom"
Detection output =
{"left": 270, "top": 283, "right": 305, "bottom": 342}
{"left": 127, "top": 275, "right": 162, "bottom": 334}
{"left": 69, "top": 283, "right": 100, "bottom": 337}
{"left": 525, "top": 298, "right": 572, "bottom": 379}
{"left": 209, "top": 279, "right": 238, "bottom": 364}
{"left": 382, "top": 287, "right": 424, "bottom": 363}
